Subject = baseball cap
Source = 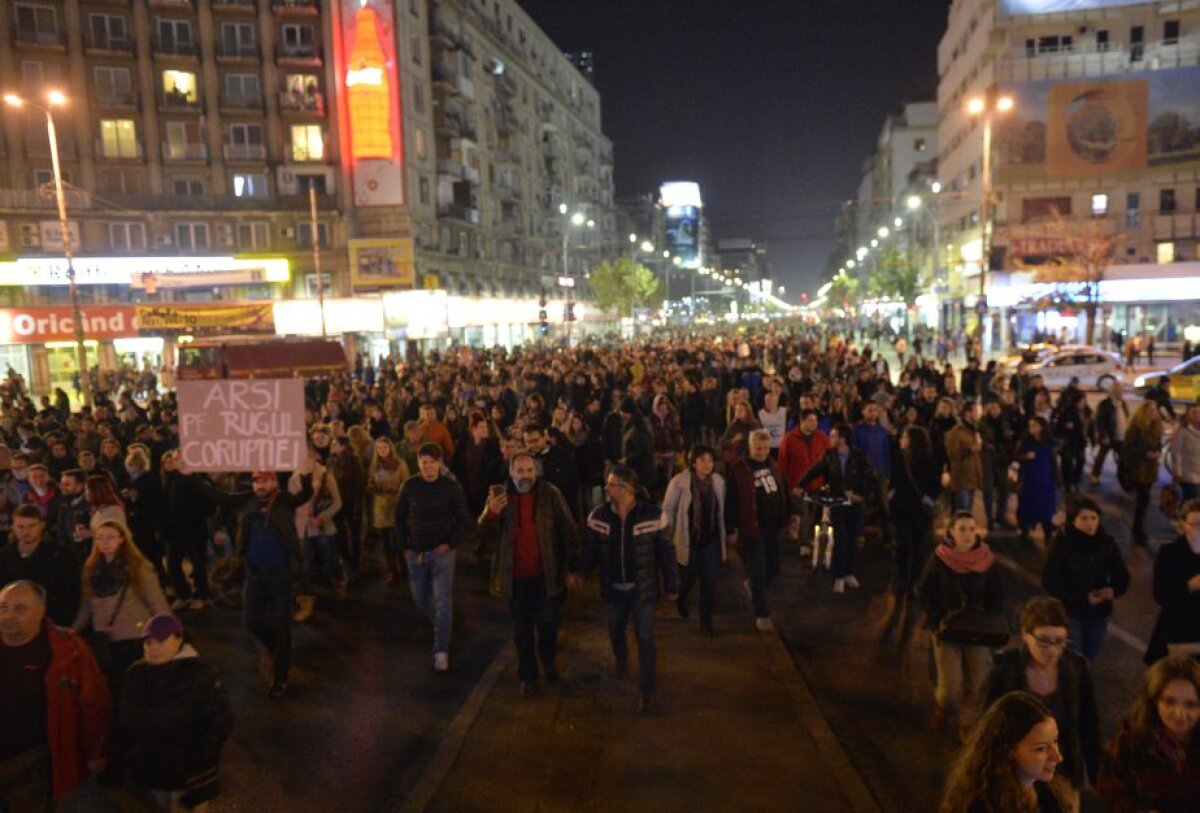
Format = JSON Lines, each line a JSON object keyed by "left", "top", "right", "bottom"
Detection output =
{"left": 140, "top": 613, "right": 184, "bottom": 641}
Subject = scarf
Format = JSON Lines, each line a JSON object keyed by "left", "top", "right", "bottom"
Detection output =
{"left": 90, "top": 556, "right": 130, "bottom": 598}
{"left": 934, "top": 539, "right": 995, "bottom": 574}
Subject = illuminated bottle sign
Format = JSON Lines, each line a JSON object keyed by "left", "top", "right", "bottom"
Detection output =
{"left": 345, "top": 1, "right": 393, "bottom": 161}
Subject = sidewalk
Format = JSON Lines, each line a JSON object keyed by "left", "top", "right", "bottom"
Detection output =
{"left": 405, "top": 574, "right": 880, "bottom": 813}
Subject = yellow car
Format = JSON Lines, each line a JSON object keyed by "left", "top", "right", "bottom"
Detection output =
{"left": 1134, "top": 356, "right": 1200, "bottom": 402}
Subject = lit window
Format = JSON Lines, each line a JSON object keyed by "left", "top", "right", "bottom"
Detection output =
{"left": 1156, "top": 242, "right": 1175, "bottom": 264}
{"left": 232, "top": 172, "right": 268, "bottom": 198}
{"left": 290, "top": 124, "right": 324, "bottom": 162}
{"left": 161, "top": 70, "right": 198, "bottom": 103}
{"left": 1091, "top": 193, "right": 1108, "bottom": 216}
{"left": 99, "top": 118, "right": 138, "bottom": 158}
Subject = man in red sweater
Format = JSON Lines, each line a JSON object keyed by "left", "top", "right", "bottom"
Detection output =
{"left": 479, "top": 452, "right": 575, "bottom": 695}
{"left": 777, "top": 409, "right": 830, "bottom": 552}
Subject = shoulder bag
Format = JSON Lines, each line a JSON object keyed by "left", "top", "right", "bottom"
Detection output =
{"left": 936, "top": 575, "right": 1009, "bottom": 648}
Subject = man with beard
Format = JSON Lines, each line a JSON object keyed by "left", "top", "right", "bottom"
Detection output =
{"left": 479, "top": 452, "right": 576, "bottom": 695}
{"left": 55, "top": 470, "right": 91, "bottom": 559}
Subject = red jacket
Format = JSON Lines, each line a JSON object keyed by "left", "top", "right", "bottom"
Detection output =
{"left": 777, "top": 428, "right": 830, "bottom": 491}
{"left": 44, "top": 623, "right": 111, "bottom": 800}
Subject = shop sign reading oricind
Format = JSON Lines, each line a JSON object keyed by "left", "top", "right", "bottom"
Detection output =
{"left": 0, "top": 303, "right": 276, "bottom": 344}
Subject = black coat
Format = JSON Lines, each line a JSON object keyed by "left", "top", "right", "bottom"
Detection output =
{"left": 1042, "top": 525, "right": 1131, "bottom": 621}
{"left": 983, "top": 648, "right": 1102, "bottom": 787}
{"left": 796, "top": 446, "right": 876, "bottom": 499}
{"left": 1146, "top": 536, "right": 1200, "bottom": 664}
{"left": 0, "top": 538, "right": 79, "bottom": 625}
{"left": 119, "top": 647, "right": 233, "bottom": 802}
{"left": 889, "top": 451, "right": 939, "bottom": 524}
{"left": 124, "top": 471, "right": 163, "bottom": 551}
{"left": 577, "top": 500, "right": 678, "bottom": 604}
{"left": 916, "top": 543, "right": 1004, "bottom": 629}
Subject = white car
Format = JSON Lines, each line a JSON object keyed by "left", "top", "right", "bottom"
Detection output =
{"left": 1026, "top": 347, "right": 1123, "bottom": 390}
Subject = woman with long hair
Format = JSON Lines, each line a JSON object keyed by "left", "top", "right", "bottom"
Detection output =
{"left": 72, "top": 519, "right": 170, "bottom": 695}
{"left": 981, "top": 597, "right": 1101, "bottom": 811}
{"left": 1017, "top": 416, "right": 1058, "bottom": 548}
{"left": 366, "top": 435, "right": 408, "bottom": 584}
{"left": 1096, "top": 656, "right": 1200, "bottom": 813}
{"left": 889, "top": 424, "right": 940, "bottom": 594}
{"left": 1124, "top": 401, "right": 1164, "bottom": 547}
{"left": 940, "top": 692, "right": 1066, "bottom": 813}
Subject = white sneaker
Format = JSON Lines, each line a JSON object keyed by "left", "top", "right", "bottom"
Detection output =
{"left": 742, "top": 579, "right": 752, "bottom": 601}
{"left": 755, "top": 617, "right": 774, "bottom": 632}
{"left": 433, "top": 652, "right": 449, "bottom": 672}
{"left": 845, "top": 575, "right": 861, "bottom": 590}
{"left": 833, "top": 578, "right": 846, "bottom": 594}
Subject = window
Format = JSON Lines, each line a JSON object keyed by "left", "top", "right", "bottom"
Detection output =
{"left": 15, "top": 4, "right": 58, "bottom": 42}
{"left": 1022, "top": 197, "right": 1071, "bottom": 222}
{"left": 161, "top": 70, "right": 198, "bottom": 104}
{"left": 1157, "top": 242, "right": 1175, "bottom": 264}
{"left": 409, "top": 0, "right": 419, "bottom": 16}
{"left": 108, "top": 222, "right": 145, "bottom": 253}
{"left": 99, "top": 119, "right": 138, "bottom": 158}
{"left": 1091, "top": 193, "right": 1108, "bottom": 216}
{"left": 1163, "top": 20, "right": 1180, "bottom": 44}
{"left": 411, "top": 35, "right": 421, "bottom": 65}
{"left": 1126, "top": 192, "right": 1141, "bottom": 227}
{"left": 174, "top": 222, "right": 209, "bottom": 251}
{"left": 914, "top": 138, "right": 926, "bottom": 152}
{"left": 223, "top": 73, "right": 261, "bottom": 106}
{"left": 88, "top": 13, "right": 127, "bottom": 49}
{"left": 1160, "top": 189, "right": 1176, "bottom": 212}
{"left": 238, "top": 221, "right": 270, "bottom": 251}
{"left": 171, "top": 179, "right": 204, "bottom": 196}
{"left": 281, "top": 24, "right": 315, "bottom": 54}
{"left": 1096, "top": 29, "right": 1109, "bottom": 50}
{"left": 156, "top": 19, "right": 194, "bottom": 53}
{"left": 1130, "top": 25, "right": 1144, "bottom": 61}
{"left": 419, "top": 176, "right": 430, "bottom": 205}
{"left": 164, "top": 122, "right": 191, "bottom": 158}
{"left": 290, "top": 124, "right": 324, "bottom": 161}
{"left": 231, "top": 172, "right": 268, "bottom": 198}
{"left": 94, "top": 66, "right": 132, "bottom": 104}
{"left": 414, "top": 128, "right": 426, "bottom": 159}
{"left": 413, "top": 79, "right": 424, "bottom": 113}
{"left": 297, "top": 174, "right": 326, "bottom": 193}
{"left": 228, "top": 123, "right": 263, "bottom": 146}
{"left": 296, "top": 221, "right": 330, "bottom": 249}
{"left": 219, "top": 22, "right": 256, "bottom": 56}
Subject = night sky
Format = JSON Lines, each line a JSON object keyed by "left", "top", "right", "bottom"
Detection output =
{"left": 517, "top": 0, "right": 950, "bottom": 300}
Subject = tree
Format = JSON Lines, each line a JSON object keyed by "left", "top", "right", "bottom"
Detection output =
{"left": 588, "top": 257, "right": 663, "bottom": 318}
{"left": 870, "top": 248, "right": 924, "bottom": 334}
{"left": 825, "top": 272, "right": 859, "bottom": 314}
{"left": 1033, "top": 212, "right": 1119, "bottom": 345}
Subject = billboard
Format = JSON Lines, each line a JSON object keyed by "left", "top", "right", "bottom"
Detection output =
{"left": 349, "top": 237, "right": 415, "bottom": 290}
{"left": 135, "top": 303, "right": 275, "bottom": 335}
{"left": 1000, "top": 1, "right": 1147, "bottom": 14}
{"left": 996, "top": 67, "right": 1200, "bottom": 181}
{"left": 338, "top": 0, "right": 405, "bottom": 207}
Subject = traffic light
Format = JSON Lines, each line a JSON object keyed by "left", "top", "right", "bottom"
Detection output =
{"left": 565, "top": 301, "right": 576, "bottom": 322}
{"left": 538, "top": 288, "right": 549, "bottom": 336}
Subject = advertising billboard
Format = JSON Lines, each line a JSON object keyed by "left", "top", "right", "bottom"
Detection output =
{"left": 996, "top": 67, "right": 1200, "bottom": 181}
{"left": 664, "top": 205, "right": 701, "bottom": 268}
{"left": 349, "top": 237, "right": 415, "bottom": 290}
{"left": 338, "top": 0, "right": 405, "bottom": 207}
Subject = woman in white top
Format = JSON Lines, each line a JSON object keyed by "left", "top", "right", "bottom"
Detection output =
{"left": 757, "top": 390, "right": 788, "bottom": 455}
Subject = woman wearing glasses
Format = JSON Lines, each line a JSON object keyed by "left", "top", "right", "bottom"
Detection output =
{"left": 981, "top": 596, "right": 1101, "bottom": 811}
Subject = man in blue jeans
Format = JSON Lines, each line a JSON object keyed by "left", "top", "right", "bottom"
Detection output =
{"left": 395, "top": 443, "right": 469, "bottom": 672}
{"left": 569, "top": 465, "right": 677, "bottom": 714}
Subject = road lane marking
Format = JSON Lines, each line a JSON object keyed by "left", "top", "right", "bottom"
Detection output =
{"left": 992, "top": 553, "right": 1149, "bottom": 654}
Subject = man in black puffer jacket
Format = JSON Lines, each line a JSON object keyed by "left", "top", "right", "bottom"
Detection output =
{"left": 570, "top": 465, "right": 677, "bottom": 714}
{"left": 1042, "top": 498, "right": 1131, "bottom": 662}
{"left": 119, "top": 614, "right": 233, "bottom": 810}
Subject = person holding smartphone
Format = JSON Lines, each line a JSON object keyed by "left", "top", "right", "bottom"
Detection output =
{"left": 478, "top": 452, "right": 576, "bottom": 695}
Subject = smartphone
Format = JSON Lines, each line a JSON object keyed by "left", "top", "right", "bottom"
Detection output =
{"left": 489, "top": 484, "right": 506, "bottom": 499}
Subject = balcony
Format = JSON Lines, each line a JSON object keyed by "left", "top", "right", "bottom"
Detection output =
{"left": 149, "top": 0, "right": 195, "bottom": 7}
{"left": 0, "top": 189, "right": 93, "bottom": 210}
{"left": 94, "top": 92, "right": 139, "bottom": 109}
{"left": 215, "top": 41, "right": 260, "bottom": 62}
{"left": 85, "top": 35, "right": 134, "bottom": 56}
{"left": 162, "top": 142, "right": 208, "bottom": 162}
{"left": 152, "top": 37, "right": 199, "bottom": 58}
{"left": 278, "top": 90, "right": 325, "bottom": 114}
{"left": 219, "top": 93, "right": 264, "bottom": 112}
{"left": 434, "top": 113, "right": 461, "bottom": 138}
{"left": 438, "top": 203, "right": 480, "bottom": 224}
{"left": 26, "top": 140, "right": 78, "bottom": 160}
{"left": 223, "top": 143, "right": 267, "bottom": 161}
{"left": 275, "top": 42, "right": 322, "bottom": 65}
{"left": 158, "top": 90, "right": 203, "bottom": 112}
{"left": 437, "top": 158, "right": 465, "bottom": 179}
{"left": 288, "top": 147, "right": 327, "bottom": 164}
{"left": 272, "top": 0, "right": 319, "bottom": 15}
{"left": 463, "top": 165, "right": 480, "bottom": 185}
{"left": 212, "top": 0, "right": 256, "bottom": 12}
{"left": 94, "top": 140, "right": 144, "bottom": 161}
{"left": 14, "top": 28, "right": 65, "bottom": 49}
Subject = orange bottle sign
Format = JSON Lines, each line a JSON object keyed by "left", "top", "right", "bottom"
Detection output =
{"left": 345, "top": 2, "right": 394, "bottom": 161}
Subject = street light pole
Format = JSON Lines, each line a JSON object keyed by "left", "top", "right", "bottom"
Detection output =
{"left": 967, "top": 93, "right": 1013, "bottom": 343}
{"left": 308, "top": 185, "right": 327, "bottom": 337}
{"left": 6, "top": 91, "right": 92, "bottom": 406}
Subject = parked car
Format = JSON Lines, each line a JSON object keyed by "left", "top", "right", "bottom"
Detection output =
{"left": 1134, "top": 355, "right": 1200, "bottom": 402}
{"left": 999, "top": 343, "right": 1059, "bottom": 371}
{"left": 1025, "top": 346, "right": 1123, "bottom": 390}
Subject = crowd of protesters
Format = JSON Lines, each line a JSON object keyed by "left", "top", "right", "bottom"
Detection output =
{"left": 0, "top": 322, "right": 1197, "bottom": 812}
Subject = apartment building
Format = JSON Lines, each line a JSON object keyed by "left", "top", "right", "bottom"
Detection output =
{"left": 936, "top": 0, "right": 1200, "bottom": 343}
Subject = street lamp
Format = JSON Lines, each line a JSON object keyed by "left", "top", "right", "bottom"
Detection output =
{"left": 4, "top": 90, "right": 92, "bottom": 407}
{"left": 966, "top": 91, "right": 1015, "bottom": 314}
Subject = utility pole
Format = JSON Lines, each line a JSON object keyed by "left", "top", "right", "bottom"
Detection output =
{"left": 309, "top": 185, "right": 327, "bottom": 337}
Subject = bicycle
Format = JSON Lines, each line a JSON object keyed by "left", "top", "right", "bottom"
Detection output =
{"left": 797, "top": 490, "right": 853, "bottom": 571}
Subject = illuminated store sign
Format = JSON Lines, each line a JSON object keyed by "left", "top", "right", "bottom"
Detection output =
{"left": 339, "top": 0, "right": 404, "bottom": 206}
{"left": 0, "top": 256, "right": 290, "bottom": 286}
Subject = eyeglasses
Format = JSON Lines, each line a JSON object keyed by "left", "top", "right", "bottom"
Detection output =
{"left": 1031, "top": 635, "right": 1070, "bottom": 649}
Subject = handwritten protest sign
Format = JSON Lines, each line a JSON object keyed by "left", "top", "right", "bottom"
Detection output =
{"left": 177, "top": 379, "right": 306, "bottom": 472}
